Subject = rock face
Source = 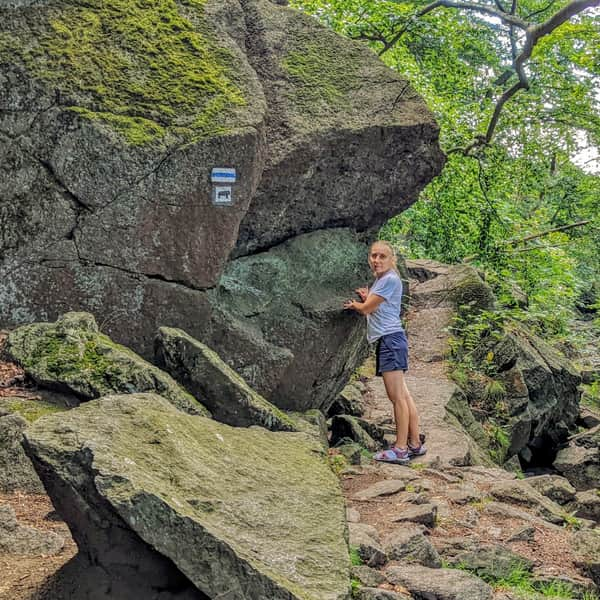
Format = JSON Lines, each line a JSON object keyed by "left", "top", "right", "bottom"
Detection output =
{"left": 5, "top": 312, "right": 209, "bottom": 416}
{"left": 0, "top": 0, "right": 444, "bottom": 412}
{"left": 23, "top": 393, "right": 350, "bottom": 600}
{"left": 483, "top": 323, "right": 581, "bottom": 462}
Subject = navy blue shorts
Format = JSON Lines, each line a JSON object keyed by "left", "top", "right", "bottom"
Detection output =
{"left": 376, "top": 331, "right": 409, "bottom": 375}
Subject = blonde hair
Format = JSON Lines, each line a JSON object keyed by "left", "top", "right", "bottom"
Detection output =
{"left": 370, "top": 240, "right": 401, "bottom": 277}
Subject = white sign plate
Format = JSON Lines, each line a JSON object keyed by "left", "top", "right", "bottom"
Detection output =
{"left": 211, "top": 168, "right": 237, "bottom": 183}
{"left": 213, "top": 186, "right": 233, "bottom": 205}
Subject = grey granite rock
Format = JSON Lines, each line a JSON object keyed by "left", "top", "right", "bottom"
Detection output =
{"left": 23, "top": 393, "right": 350, "bottom": 600}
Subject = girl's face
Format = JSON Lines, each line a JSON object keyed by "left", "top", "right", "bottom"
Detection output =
{"left": 369, "top": 243, "right": 394, "bottom": 277}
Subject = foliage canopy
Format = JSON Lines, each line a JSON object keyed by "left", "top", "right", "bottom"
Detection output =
{"left": 292, "top": 0, "right": 600, "bottom": 336}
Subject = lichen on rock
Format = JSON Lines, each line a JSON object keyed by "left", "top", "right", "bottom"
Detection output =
{"left": 0, "top": 0, "right": 248, "bottom": 145}
{"left": 5, "top": 312, "right": 209, "bottom": 416}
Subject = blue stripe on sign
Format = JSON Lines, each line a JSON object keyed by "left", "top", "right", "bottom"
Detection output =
{"left": 212, "top": 172, "right": 236, "bottom": 178}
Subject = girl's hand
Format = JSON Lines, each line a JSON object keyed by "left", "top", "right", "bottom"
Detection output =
{"left": 355, "top": 287, "right": 368, "bottom": 301}
{"left": 343, "top": 299, "right": 356, "bottom": 310}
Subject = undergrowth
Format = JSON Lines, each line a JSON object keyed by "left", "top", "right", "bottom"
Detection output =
{"left": 446, "top": 560, "right": 599, "bottom": 599}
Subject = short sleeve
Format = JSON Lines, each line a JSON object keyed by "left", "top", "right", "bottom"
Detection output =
{"left": 370, "top": 273, "right": 400, "bottom": 301}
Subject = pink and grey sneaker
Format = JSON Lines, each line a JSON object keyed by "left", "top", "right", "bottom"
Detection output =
{"left": 373, "top": 446, "right": 410, "bottom": 465}
{"left": 408, "top": 442, "right": 427, "bottom": 458}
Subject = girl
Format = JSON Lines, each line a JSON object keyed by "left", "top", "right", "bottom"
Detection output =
{"left": 343, "top": 240, "right": 426, "bottom": 464}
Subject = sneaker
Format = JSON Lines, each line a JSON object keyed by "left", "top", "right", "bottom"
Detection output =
{"left": 373, "top": 446, "right": 410, "bottom": 465}
{"left": 408, "top": 443, "right": 427, "bottom": 457}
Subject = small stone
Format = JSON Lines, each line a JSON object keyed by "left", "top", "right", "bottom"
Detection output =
{"left": 330, "top": 415, "right": 378, "bottom": 451}
{"left": 447, "top": 484, "right": 482, "bottom": 505}
{"left": 347, "top": 507, "right": 361, "bottom": 523}
{"left": 337, "top": 443, "right": 363, "bottom": 465}
{"left": 433, "top": 499, "right": 452, "bottom": 518}
{"left": 506, "top": 526, "right": 535, "bottom": 543}
{"left": 572, "top": 489, "right": 600, "bottom": 521}
{"left": 348, "top": 523, "right": 387, "bottom": 568}
{"left": 456, "top": 466, "right": 516, "bottom": 482}
{"left": 374, "top": 464, "right": 420, "bottom": 480}
{"left": 489, "top": 480, "right": 566, "bottom": 524}
{"left": 579, "top": 407, "right": 600, "bottom": 429}
{"left": 349, "top": 523, "right": 380, "bottom": 542}
{"left": 351, "top": 565, "right": 387, "bottom": 587}
{"left": 392, "top": 503, "right": 437, "bottom": 527}
{"left": 403, "top": 493, "right": 430, "bottom": 505}
{"left": 353, "top": 480, "right": 406, "bottom": 501}
{"left": 382, "top": 525, "right": 442, "bottom": 568}
{"left": 328, "top": 383, "right": 365, "bottom": 418}
{"left": 456, "top": 508, "right": 480, "bottom": 528}
{"left": 422, "top": 468, "right": 462, "bottom": 483}
{"left": 0, "top": 504, "right": 64, "bottom": 555}
{"left": 433, "top": 537, "right": 479, "bottom": 559}
{"left": 525, "top": 474, "right": 576, "bottom": 505}
{"left": 483, "top": 502, "right": 563, "bottom": 532}
{"left": 572, "top": 529, "right": 600, "bottom": 586}
{"left": 386, "top": 564, "right": 493, "bottom": 600}
{"left": 447, "top": 545, "right": 533, "bottom": 581}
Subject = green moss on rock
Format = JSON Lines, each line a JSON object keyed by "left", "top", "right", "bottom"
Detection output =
{"left": 2, "top": 0, "right": 245, "bottom": 145}
{"left": 156, "top": 326, "right": 301, "bottom": 432}
{"left": 0, "top": 398, "right": 65, "bottom": 423}
{"left": 5, "top": 312, "right": 209, "bottom": 417}
{"left": 25, "top": 393, "right": 350, "bottom": 599}
{"left": 281, "top": 37, "right": 360, "bottom": 114}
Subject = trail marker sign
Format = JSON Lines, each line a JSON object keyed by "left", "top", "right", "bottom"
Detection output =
{"left": 211, "top": 168, "right": 236, "bottom": 205}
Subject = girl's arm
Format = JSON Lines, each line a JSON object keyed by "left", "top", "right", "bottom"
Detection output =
{"left": 355, "top": 287, "right": 368, "bottom": 301}
{"left": 343, "top": 294, "right": 384, "bottom": 315}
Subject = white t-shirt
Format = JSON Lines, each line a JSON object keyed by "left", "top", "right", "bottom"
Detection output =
{"left": 366, "top": 270, "right": 404, "bottom": 343}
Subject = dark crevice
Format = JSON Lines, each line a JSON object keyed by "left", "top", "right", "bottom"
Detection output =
{"left": 231, "top": 223, "right": 358, "bottom": 260}
{"left": 82, "top": 259, "right": 213, "bottom": 293}
{"left": 34, "top": 155, "right": 92, "bottom": 213}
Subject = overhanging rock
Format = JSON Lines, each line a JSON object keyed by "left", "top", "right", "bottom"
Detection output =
{"left": 1, "top": 0, "right": 445, "bottom": 410}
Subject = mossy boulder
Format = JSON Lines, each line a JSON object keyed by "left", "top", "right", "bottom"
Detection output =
{"left": 5, "top": 312, "right": 209, "bottom": 416}
{"left": 406, "top": 260, "right": 495, "bottom": 312}
{"left": 23, "top": 393, "right": 350, "bottom": 599}
{"left": 155, "top": 326, "right": 300, "bottom": 432}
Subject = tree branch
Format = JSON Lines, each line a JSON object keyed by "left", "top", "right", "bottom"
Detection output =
{"left": 502, "top": 220, "right": 591, "bottom": 245}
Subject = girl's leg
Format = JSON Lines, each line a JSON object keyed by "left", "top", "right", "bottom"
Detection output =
{"left": 382, "top": 370, "right": 410, "bottom": 448}
{"left": 400, "top": 375, "right": 421, "bottom": 447}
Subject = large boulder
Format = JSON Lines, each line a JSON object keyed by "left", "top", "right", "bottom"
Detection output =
{"left": 0, "top": 0, "right": 444, "bottom": 411}
{"left": 485, "top": 324, "right": 581, "bottom": 460}
{"left": 4, "top": 312, "right": 209, "bottom": 416}
{"left": 23, "top": 393, "right": 350, "bottom": 600}
{"left": 155, "top": 326, "right": 298, "bottom": 431}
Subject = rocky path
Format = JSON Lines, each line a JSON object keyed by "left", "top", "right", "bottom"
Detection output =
{"left": 338, "top": 261, "right": 600, "bottom": 599}
{"left": 363, "top": 260, "right": 477, "bottom": 467}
